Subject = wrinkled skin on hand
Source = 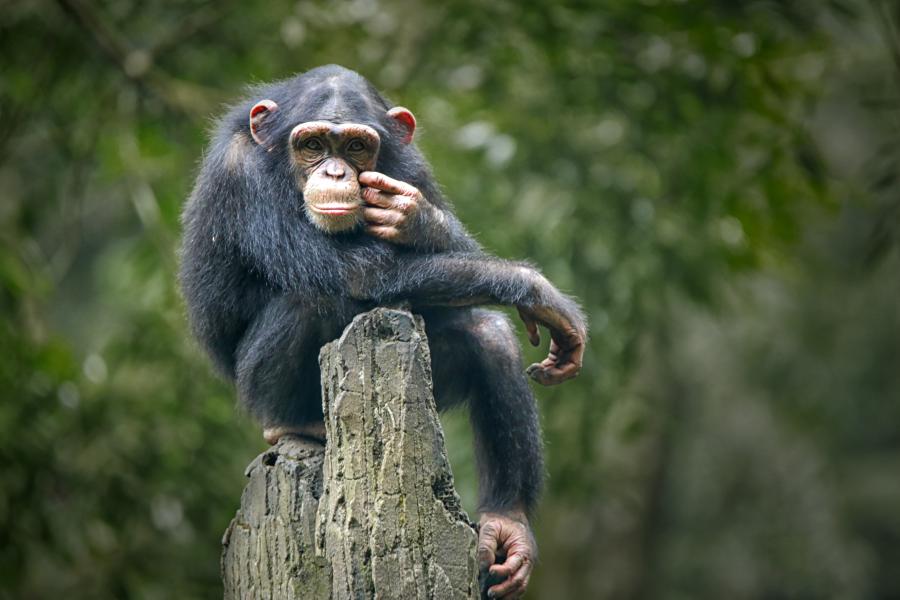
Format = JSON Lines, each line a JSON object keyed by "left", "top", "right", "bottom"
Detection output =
{"left": 359, "top": 171, "right": 439, "bottom": 245}
{"left": 518, "top": 303, "right": 586, "bottom": 386}
{"left": 478, "top": 511, "right": 536, "bottom": 599}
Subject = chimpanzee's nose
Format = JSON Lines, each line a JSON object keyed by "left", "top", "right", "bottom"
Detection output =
{"left": 325, "top": 161, "right": 347, "bottom": 180}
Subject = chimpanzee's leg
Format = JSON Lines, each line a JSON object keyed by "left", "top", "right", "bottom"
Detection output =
{"left": 423, "top": 308, "right": 544, "bottom": 516}
{"left": 235, "top": 295, "right": 343, "bottom": 442}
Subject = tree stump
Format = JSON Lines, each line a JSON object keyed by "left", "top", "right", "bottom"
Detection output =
{"left": 221, "top": 308, "right": 480, "bottom": 600}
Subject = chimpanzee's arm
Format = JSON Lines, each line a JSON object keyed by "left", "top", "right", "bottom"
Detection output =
{"left": 181, "top": 220, "right": 332, "bottom": 428}
{"left": 180, "top": 227, "right": 270, "bottom": 380}
{"left": 367, "top": 253, "right": 587, "bottom": 384}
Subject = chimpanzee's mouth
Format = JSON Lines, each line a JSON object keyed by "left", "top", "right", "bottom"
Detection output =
{"left": 308, "top": 204, "right": 358, "bottom": 216}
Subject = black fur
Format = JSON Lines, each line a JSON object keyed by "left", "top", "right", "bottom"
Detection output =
{"left": 180, "top": 65, "right": 582, "bottom": 515}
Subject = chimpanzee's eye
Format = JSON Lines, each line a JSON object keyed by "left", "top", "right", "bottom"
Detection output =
{"left": 304, "top": 138, "right": 324, "bottom": 152}
{"left": 347, "top": 139, "right": 366, "bottom": 153}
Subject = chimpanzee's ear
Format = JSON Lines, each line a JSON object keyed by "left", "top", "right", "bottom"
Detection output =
{"left": 387, "top": 107, "right": 416, "bottom": 144}
{"left": 249, "top": 100, "right": 279, "bottom": 146}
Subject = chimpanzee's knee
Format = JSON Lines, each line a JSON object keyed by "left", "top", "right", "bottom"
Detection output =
{"left": 468, "top": 309, "right": 522, "bottom": 365}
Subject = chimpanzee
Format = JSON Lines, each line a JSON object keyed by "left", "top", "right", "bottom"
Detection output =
{"left": 180, "top": 65, "right": 586, "bottom": 599}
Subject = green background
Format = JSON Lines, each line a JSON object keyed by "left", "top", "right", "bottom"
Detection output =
{"left": 2, "top": 0, "right": 899, "bottom": 598}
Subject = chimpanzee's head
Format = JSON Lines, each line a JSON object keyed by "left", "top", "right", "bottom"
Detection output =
{"left": 246, "top": 71, "right": 416, "bottom": 234}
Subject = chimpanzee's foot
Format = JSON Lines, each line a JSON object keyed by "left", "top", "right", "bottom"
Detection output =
{"left": 263, "top": 423, "right": 327, "bottom": 445}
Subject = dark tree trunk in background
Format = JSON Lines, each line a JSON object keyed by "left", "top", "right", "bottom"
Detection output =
{"left": 221, "top": 308, "right": 480, "bottom": 600}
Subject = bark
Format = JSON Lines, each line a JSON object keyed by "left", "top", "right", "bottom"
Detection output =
{"left": 221, "top": 308, "right": 480, "bottom": 600}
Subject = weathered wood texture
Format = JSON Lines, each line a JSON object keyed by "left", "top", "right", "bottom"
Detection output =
{"left": 221, "top": 308, "right": 479, "bottom": 600}
{"left": 221, "top": 436, "right": 330, "bottom": 598}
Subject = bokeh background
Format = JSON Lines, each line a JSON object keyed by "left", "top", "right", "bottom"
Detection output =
{"left": 2, "top": 0, "right": 899, "bottom": 598}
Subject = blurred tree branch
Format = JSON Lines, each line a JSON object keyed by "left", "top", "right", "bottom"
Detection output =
{"left": 54, "top": 0, "right": 218, "bottom": 116}
{"left": 871, "top": 0, "right": 900, "bottom": 77}
{"left": 149, "top": 7, "right": 223, "bottom": 56}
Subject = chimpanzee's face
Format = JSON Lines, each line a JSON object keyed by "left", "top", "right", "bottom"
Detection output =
{"left": 247, "top": 97, "right": 416, "bottom": 233}
{"left": 288, "top": 121, "right": 380, "bottom": 233}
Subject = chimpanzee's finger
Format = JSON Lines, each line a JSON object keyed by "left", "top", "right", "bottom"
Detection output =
{"left": 359, "top": 171, "right": 418, "bottom": 196}
{"left": 362, "top": 207, "right": 402, "bottom": 226}
{"left": 490, "top": 566, "right": 531, "bottom": 599}
{"left": 525, "top": 346, "right": 558, "bottom": 382}
{"left": 477, "top": 523, "right": 500, "bottom": 572}
{"left": 546, "top": 326, "right": 584, "bottom": 365}
{"left": 538, "top": 342, "right": 581, "bottom": 380}
{"left": 361, "top": 187, "right": 394, "bottom": 208}
{"left": 568, "top": 339, "right": 585, "bottom": 372}
{"left": 550, "top": 361, "right": 580, "bottom": 382}
{"left": 554, "top": 331, "right": 585, "bottom": 368}
{"left": 362, "top": 188, "right": 419, "bottom": 217}
{"left": 526, "top": 359, "right": 579, "bottom": 385}
{"left": 489, "top": 552, "right": 524, "bottom": 579}
{"left": 526, "top": 363, "right": 553, "bottom": 385}
{"left": 526, "top": 364, "right": 551, "bottom": 385}
{"left": 365, "top": 225, "right": 400, "bottom": 241}
{"left": 516, "top": 308, "right": 541, "bottom": 346}
{"left": 487, "top": 561, "right": 529, "bottom": 598}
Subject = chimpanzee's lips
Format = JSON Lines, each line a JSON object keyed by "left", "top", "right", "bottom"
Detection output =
{"left": 309, "top": 204, "right": 358, "bottom": 215}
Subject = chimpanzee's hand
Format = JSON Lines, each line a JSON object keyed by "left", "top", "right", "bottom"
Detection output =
{"left": 359, "top": 171, "right": 439, "bottom": 245}
{"left": 478, "top": 511, "right": 536, "bottom": 599}
{"left": 517, "top": 302, "right": 586, "bottom": 385}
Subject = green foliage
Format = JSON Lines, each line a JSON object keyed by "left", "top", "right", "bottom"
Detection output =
{"left": 1, "top": 0, "right": 898, "bottom": 598}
